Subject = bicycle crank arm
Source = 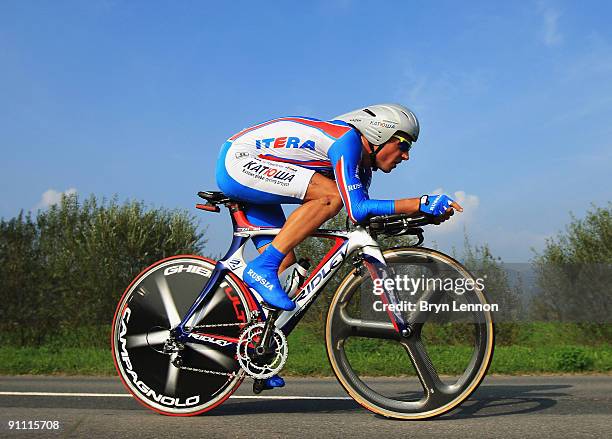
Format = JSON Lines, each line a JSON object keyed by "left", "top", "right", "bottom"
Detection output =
{"left": 255, "top": 310, "right": 280, "bottom": 356}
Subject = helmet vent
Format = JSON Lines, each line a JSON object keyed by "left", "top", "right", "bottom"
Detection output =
{"left": 363, "top": 108, "right": 376, "bottom": 117}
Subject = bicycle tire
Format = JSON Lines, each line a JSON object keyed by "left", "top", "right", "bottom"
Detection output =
{"left": 325, "top": 247, "right": 495, "bottom": 420}
{"left": 111, "top": 255, "right": 258, "bottom": 416}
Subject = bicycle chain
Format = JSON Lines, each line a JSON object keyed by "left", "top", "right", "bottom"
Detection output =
{"left": 190, "top": 322, "right": 245, "bottom": 329}
{"left": 178, "top": 365, "right": 237, "bottom": 377}
{"left": 178, "top": 314, "right": 260, "bottom": 376}
{"left": 178, "top": 324, "right": 243, "bottom": 376}
{"left": 189, "top": 310, "right": 260, "bottom": 330}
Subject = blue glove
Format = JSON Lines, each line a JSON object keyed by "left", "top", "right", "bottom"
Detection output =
{"left": 419, "top": 194, "right": 455, "bottom": 216}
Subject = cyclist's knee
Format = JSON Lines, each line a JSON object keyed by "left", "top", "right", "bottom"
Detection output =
{"left": 329, "top": 194, "right": 343, "bottom": 216}
{"left": 319, "top": 194, "right": 343, "bottom": 217}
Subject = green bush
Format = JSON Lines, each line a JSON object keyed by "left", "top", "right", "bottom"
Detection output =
{"left": 555, "top": 347, "right": 594, "bottom": 372}
{"left": 0, "top": 193, "right": 205, "bottom": 346}
{"left": 531, "top": 203, "right": 611, "bottom": 343}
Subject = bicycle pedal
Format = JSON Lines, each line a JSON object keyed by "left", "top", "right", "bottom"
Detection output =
{"left": 252, "top": 379, "right": 266, "bottom": 394}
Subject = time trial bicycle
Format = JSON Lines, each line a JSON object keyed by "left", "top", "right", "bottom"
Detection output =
{"left": 111, "top": 190, "right": 495, "bottom": 419}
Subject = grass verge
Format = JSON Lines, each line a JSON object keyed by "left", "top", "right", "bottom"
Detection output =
{"left": 1, "top": 326, "right": 610, "bottom": 376}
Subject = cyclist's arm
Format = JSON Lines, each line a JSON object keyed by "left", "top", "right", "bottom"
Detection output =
{"left": 328, "top": 130, "right": 395, "bottom": 223}
{"left": 394, "top": 197, "right": 464, "bottom": 218}
{"left": 394, "top": 198, "right": 421, "bottom": 215}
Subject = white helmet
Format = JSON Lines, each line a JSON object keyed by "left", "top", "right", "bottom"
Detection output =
{"left": 333, "top": 103, "right": 419, "bottom": 145}
{"left": 333, "top": 103, "right": 420, "bottom": 170}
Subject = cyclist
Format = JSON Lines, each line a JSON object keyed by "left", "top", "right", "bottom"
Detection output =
{"left": 216, "top": 104, "right": 462, "bottom": 388}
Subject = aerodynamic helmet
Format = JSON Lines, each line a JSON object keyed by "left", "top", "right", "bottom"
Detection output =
{"left": 333, "top": 103, "right": 420, "bottom": 170}
{"left": 333, "top": 103, "right": 419, "bottom": 145}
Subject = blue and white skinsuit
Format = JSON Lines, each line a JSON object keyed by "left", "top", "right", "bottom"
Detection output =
{"left": 216, "top": 116, "right": 397, "bottom": 243}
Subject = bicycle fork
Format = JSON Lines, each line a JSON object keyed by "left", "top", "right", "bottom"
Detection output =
{"left": 360, "top": 253, "right": 414, "bottom": 338}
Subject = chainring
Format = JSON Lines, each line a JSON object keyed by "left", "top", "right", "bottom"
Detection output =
{"left": 236, "top": 322, "right": 288, "bottom": 379}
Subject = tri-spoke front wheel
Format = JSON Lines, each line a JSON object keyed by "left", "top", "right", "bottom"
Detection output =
{"left": 325, "top": 247, "right": 495, "bottom": 419}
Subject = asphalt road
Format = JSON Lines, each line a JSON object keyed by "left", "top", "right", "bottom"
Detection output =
{"left": 1, "top": 375, "right": 611, "bottom": 438}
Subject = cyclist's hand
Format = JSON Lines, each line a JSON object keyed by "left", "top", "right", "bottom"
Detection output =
{"left": 419, "top": 194, "right": 463, "bottom": 223}
{"left": 433, "top": 204, "right": 459, "bottom": 224}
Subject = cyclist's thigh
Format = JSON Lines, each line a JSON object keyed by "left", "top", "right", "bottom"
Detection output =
{"left": 216, "top": 143, "right": 315, "bottom": 204}
{"left": 303, "top": 172, "right": 341, "bottom": 202}
{"left": 244, "top": 204, "right": 286, "bottom": 249}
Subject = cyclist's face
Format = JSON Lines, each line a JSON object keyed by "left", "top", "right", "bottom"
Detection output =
{"left": 377, "top": 138, "right": 410, "bottom": 173}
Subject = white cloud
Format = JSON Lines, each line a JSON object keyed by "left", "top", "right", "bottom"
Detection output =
{"left": 36, "top": 188, "right": 77, "bottom": 209}
{"left": 426, "top": 189, "right": 480, "bottom": 235}
{"left": 539, "top": 2, "right": 563, "bottom": 46}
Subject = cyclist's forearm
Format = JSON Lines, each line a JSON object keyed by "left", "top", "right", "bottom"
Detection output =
{"left": 394, "top": 198, "right": 420, "bottom": 215}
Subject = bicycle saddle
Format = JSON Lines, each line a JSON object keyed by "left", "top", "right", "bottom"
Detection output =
{"left": 197, "top": 191, "right": 232, "bottom": 204}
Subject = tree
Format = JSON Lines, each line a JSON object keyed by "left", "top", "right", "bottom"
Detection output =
{"left": 0, "top": 193, "right": 206, "bottom": 345}
{"left": 459, "top": 233, "right": 524, "bottom": 344}
{"left": 460, "top": 234, "right": 524, "bottom": 320}
{"left": 0, "top": 212, "right": 46, "bottom": 344}
{"left": 531, "top": 203, "right": 611, "bottom": 341}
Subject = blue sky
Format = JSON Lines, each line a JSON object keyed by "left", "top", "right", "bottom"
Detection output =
{"left": 1, "top": 0, "right": 611, "bottom": 261}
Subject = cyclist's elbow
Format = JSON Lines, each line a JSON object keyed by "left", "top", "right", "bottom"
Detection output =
{"left": 349, "top": 207, "right": 369, "bottom": 224}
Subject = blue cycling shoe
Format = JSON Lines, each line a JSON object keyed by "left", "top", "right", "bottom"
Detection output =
{"left": 243, "top": 245, "right": 295, "bottom": 311}
{"left": 253, "top": 374, "right": 285, "bottom": 394}
{"left": 264, "top": 375, "right": 285, "bottom": 389}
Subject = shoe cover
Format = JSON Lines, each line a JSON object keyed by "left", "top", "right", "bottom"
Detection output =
{"left": 244, "top": 254, "right": 295, "bottom": 311}
{"left": 264, "top": 375, "right": 285, "bottom": 389}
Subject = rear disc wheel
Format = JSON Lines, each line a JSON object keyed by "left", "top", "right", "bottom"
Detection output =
{"left": 111, "top": 255, "right": 256, "bottom": 415}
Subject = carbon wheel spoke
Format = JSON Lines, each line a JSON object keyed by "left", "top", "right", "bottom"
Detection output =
{"left": 155, "top": 275, "right": 181, "bottom": 328}
{"left": 186, "top": 342, "right": 236, "bottom": 370}
{"left": 401, "top": 338, "right": 444, "bottom": 396}
{"left": 338, "top": 307, "right": 401, "bottom": 340}
{"left": 164, "top": 359, "right": 180, "bottom": 396}
{"left": 406, "top": 286, "right": 445, "bottom": 329}
{"left": 192, "top": 288, "right": 225, "bottom": 326}
{"left": 126, "top": 330, "right": 170, "bottom": 348}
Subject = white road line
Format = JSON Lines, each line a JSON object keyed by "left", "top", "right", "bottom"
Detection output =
{"left": 237, "top": 396, "right": 352, "bottom": 400}
{"left": 0, "top": 392, "right": 132, "bottom": 397}
{"left": 0, "top": 391, "right": 351, "bottom": 400}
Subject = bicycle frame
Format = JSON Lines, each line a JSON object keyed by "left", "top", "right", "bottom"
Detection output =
{"left": 112, "top": 197, "right": 494, "bottom": 419}
{"left": 172, "top": 204, "right": 411, "bottom": 349}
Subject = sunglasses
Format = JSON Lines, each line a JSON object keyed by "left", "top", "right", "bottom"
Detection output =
{"left": 392, "top": 134, "right": 413, "bottom": 153}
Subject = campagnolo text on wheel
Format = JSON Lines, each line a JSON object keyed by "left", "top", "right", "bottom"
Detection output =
{"left": 111, "top": 104, "right": 495, "bottom": 419}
